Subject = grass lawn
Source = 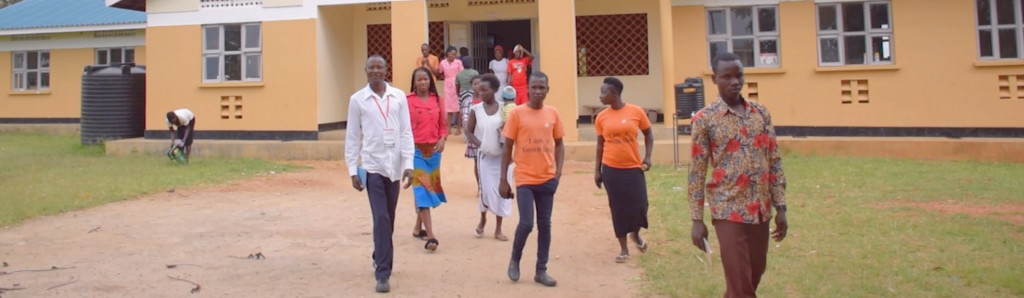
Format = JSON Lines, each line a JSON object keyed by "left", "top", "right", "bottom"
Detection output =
{"left": 640, "top": 155, "right": 1024, "bottom": 298}
{"left": 0, "top": 133, "right": 302, "bottom": 227}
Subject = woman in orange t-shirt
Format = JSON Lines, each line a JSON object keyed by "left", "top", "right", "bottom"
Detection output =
{"left": 507, "top": 45, "right": 534, "bottom": 106}
{"left": 593, "top": 77, "right": 654, "bottom": 264}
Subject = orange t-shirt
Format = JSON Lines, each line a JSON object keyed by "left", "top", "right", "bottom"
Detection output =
{"left": 502, "top": 105, "right": 565, "bottom": 187}
{"left": 415, "top": 55, "right": 440, "bottom": 72}
{"left": 595, "top": 104, "right": 652, "bottom": 169}
{"left": 508, "top": 57, "right": 532, "bottom": 87}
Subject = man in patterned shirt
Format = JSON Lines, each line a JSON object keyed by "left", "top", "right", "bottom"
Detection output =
{"left": 689, "top": 52, "right": 789, "bottom": 298}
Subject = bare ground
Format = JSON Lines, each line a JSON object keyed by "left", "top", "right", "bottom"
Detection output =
{"left": 0, "top": 142, "right": 649, "bottom": 297}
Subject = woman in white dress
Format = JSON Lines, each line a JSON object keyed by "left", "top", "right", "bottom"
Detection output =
{"left": 488, "top": 45, "right": 510, "bottom": 103}
{"left": 466, "top": 73, "right": 512, "bottom": 241}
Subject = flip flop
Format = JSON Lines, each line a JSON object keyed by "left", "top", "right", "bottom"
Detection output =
{"left": 636, "top": 240, "right": 649, "bottom": 253}
{"left": 425, "top": 239, "right": 439, "bottom": 251}
{"left": 615, "top": 254, "right": 629, "bottom": 263}
{"left": 494, "top": 234, "right": 509, "bottom": 241}
{"left": 475, "top": 227, "right": 484, "bottom": 238}
{"left": 413, "top": 230, "right": 427, "bottom": 240}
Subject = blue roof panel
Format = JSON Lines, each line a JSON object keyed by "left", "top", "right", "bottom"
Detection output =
{"left": 0, "top": 0, "right": 146, "bottom": 31}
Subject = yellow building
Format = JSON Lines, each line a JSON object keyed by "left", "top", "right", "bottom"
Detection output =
{"left": 0, "top": 0, "right": 147, "bottom": 124}
{"left": 84, "top": 0, "right": 1024, "bottom": 141}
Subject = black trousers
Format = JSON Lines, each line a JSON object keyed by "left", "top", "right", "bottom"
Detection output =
{"left": 175, "top": 118, "right": 196, "bottom": 147}
{"left": 367, "top": 173, "right": 400, "bottom": 281}
{"left": 510, "top": 178, "right": 558, "bottom": 273}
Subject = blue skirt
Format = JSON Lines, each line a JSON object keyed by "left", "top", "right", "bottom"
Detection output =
{"left": 413, "top": 144, "right": 447, "bottom": 209}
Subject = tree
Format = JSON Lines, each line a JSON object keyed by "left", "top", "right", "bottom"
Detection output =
{"left": 0, "top": 0, "right": 24, "bottom": 10}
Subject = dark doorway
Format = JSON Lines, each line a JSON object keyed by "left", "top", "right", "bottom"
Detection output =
{"left": 469, "top": 20, "right": 532, "bottom": 75}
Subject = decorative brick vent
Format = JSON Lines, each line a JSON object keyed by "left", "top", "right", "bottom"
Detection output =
{"left": 11, "top": 34, "right": 50, "bottom": 41}
{"left": 367, "top": 2, "right": 391, "bottom": 11}
{"left": 745, "top": 82, "right": 759, "bottom": 102}
{"left": 367, "top": 24, "right": 394, "bottom": 82}
{"left": 427, "top": 0, "right": 449, "bottom": 8}
{"left": 94, "top": 30, "right": 136, "bottom": 38}
{"left": 221, "top": 96, "right": 243, "bottom": 119}
{"left": 201, "top": 0, "right": 262, "bottom": 9}
{"left": 576, "top": 14, "right": 650, "bottom": 77}
{"left": 468, "top": 0, "right": 535, "bottom": 6}
{"left": 997, "top": 75, "right": 1024, "bottom": 100}
{"left": 841, "top": 80, "right": 869, "bottom": 104}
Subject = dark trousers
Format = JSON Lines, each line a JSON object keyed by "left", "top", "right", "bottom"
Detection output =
{"left": 510, "top": 179, "right": 558, "bottom": 273}
{"left": 713, "top": 220, "right": 770, "bottom": 298}
{"left": 367, "top": 173, "right": 400, "bottom": 281}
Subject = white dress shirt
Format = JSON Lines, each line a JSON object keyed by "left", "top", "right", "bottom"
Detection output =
{"left": 345, "top": 83, "right": 415, "bottom": 182}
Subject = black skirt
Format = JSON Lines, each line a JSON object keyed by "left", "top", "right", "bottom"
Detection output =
{"left": 602, "top": 165, "right": 649, "bottom": 238}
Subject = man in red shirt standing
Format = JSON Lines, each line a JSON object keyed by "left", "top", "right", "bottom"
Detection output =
{"left": 507, "top": 44, "right": 534, "bottom": 106}
{"left": 689, "top": 52, "right": 789, "bottom": 298}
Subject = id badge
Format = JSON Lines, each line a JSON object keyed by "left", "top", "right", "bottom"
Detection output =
{"left": 383, "top": 128, "right": 397, "bottom": 147}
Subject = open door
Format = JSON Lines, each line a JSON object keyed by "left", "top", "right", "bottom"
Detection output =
{"left": 471, "top": 22, "right": 489, "bottom": 71}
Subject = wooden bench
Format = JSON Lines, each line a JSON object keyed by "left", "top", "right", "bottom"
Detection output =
{"left": 583, "top": 105, "right": 662, "bottom": 122}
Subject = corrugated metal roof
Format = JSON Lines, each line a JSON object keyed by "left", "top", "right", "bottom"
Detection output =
{"left": 0, "top": 0, "right": 146, "bottom": 31}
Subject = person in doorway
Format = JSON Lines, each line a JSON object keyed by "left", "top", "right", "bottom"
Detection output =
{"left": 415, "top": 43, "right": 440, "bottom": 77}
{"left": 489, "top": 45, "right": 510, "bottom": 101}
{"left": 460, "top": 47, "right": 472, "bottom": 69}
{"left": 500, "top": 71, "right": 564, "bottom": 287}
{"left": 690, "top": 52, "right": 788, "bottom": 298}
{"left": 166, "top": 108, "right": 196, "bottom": 159}
{"left": 466, "top": 74, "right": 512, "bottom": 242}
{"left": 507, "top": 44, "right": 534, "bottom": 106}
{"left": 345, "top": 55, "right": 415, "bottom": 294}
{"left": 593, "top": 77, "right": 654, "bottom": 263}
{"left": 439, "top": 46, "right": 465, "bottom": 136}
{"left": 406, "top": 67, "right": 448, "bottom": 251}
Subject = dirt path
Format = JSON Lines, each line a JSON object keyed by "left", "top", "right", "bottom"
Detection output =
{"left": 0, "top": 142, "right": 648, "bottom": 297}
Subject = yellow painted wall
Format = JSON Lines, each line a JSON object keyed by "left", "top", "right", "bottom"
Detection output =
{"left": 147, "top": 0, "right": 198, "bottom": 13}
{"left": 0, "top": 48, "right": 93, "bottom": 119}
{"left": 538, "top": 0, "right": 580, "bottom": 141}
{"left": 264, "top": 0, "right": 302, "bottom": 8}
{"left": 673, "top": 0, "right": 1024, "bottom": 128}
{"left": 134, "top": 46, "right": 147, "bottom": 64}
{"left": 349, "top": 4, "right": 390, "bottom": 95}
{"left": 575, "top": 0, "right": 664, "bottom": 112}
{"left": 144, "top": 19, "right": 318, "bottom": 131}
{"left": 317, "top": 4, "right": 357, "bottom": 124}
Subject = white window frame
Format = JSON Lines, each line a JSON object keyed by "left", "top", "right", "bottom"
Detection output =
{"left": 95, "top": 47, "right": 136, "bottom": 65}
{"left": 815, "top": 1, "right": 894, "bottom": 67}
{"left": 976, "top": 0, "right": 1024, "bottom": 60}
{"left": 706, "top": 5, "right": 781, "bottom": 68}
{"left": 202, "top": 23, "right": 262, "bottom": 83}
{"left": 11, "top": 50, "right": 50, "bottom": 91}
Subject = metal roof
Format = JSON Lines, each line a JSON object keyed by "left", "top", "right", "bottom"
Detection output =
{"left": 0, "top": 0, "right": 146, "bottom": 31}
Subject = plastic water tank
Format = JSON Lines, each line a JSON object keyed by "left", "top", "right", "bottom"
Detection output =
{"left": 80, "top": 63, "right": 146, "bottom": 145}
{"left": 674, "top": 77, "right": 705, "bottom": 120}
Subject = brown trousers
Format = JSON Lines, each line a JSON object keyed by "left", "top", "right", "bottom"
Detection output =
{"left": 713, "top": 220, "right": 770, "bottom": 298}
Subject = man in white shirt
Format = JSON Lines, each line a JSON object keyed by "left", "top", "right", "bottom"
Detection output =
{"left": 166, "top": 108, "right": 195, "bottom": 159}
{"left": 344, "top": 55, "right": 415, "bottom": 294}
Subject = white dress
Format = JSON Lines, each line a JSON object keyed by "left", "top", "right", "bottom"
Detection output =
{"left": 472, "top": 102, "right": 513, "bottom": 217}
{"left": 489, "top": 58, "right": 510, "bottom": 103}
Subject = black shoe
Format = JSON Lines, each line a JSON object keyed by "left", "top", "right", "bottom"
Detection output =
{"left": 376, "top": 278, "right": 390, "bottom": 293}
{"left": 534, "top": 272, "right": 557, "bottom": 287}
{"left": 507, "top": 261, "right": 520, "bottom": 282}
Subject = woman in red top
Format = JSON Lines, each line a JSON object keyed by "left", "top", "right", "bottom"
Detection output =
{"left": 407, "top": 67, "right": 448, "bottom": 251}
{"left": 507, "top": 44, "right": 534, "bottom": 105}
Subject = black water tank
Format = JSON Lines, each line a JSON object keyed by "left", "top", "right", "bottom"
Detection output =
{"left": 80, "top": 63, "right": 146, "bottom": 145}
{"left": 675, "top": 77, "right": 705, "bottom": 119}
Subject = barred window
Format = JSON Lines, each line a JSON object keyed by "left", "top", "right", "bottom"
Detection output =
{"left": 202, "top": 23, "right": 262, "bottom": 82}
{"left": 366, "top": 24, "right": 394, "bottom": 82}
{"left": 12, "top": 51, "right": 50, "bottom": 91}
{"left": 576, "top": 14, "right": 650, "bottom": 77}
{"left": 96, "top": 47, "right": 135, "bottom": 65}
{"left": 706, "top": 6, "right": 780, "bottom": 68}
{"left": 816, "top": 1, "right": 894, "bottom": 66}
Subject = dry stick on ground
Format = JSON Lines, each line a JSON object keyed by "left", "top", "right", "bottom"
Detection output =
{"left": 166, "top": 264, "right": 204, "bottom": 269}
{"left": 46, "top": 279, "right": 77, "bottom": 290}
{"left": 228, "top": 252, "right": 265, "bottom": 260}
{"left": 0, "top": 266, "right": 75, "bottom": 276}
{"left": 167, "top": 275, "right": 201, "bottom": 294}
{"left": 88, "top": 227, "right": 101, "bottom": 233}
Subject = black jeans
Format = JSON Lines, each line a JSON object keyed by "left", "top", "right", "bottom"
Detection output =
{"left": 367, "top": 173, "right": 400, "bottom": 280}
{"left": 510, "top": 178, "right": 559, "bottom": 273}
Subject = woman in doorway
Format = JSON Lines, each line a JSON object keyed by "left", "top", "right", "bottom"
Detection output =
{"left": 593, "top": 77, "right": 653, "bottom": 263}
{"left": 439, "top": 46, "right": 465, "bottom": 136}
{"left": 407, "top": 67, "right": 448, "bottom": 251}
{"left": 489, "top": 45, "right": 510, "bottom": 102}
{"left": 507, "top": 44, "right": 534, "bottom": 105}
{"left": 466, "top": 74, "right": 512, "bottom": 242}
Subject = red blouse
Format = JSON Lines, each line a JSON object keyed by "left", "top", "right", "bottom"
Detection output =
{"left": 406, "top": 92, "right": 448, "bottom": 144}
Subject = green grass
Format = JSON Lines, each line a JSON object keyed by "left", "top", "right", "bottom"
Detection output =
{"left": 640, "top": 155, "right": 1024, "bottom": 298}
{"left": 0, "top": 133, "right": 302, "bottom": 227}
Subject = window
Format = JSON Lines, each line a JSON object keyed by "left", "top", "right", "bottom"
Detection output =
{"left": 202, "top": 23, "right": 262, "bottom": 83}
{"left": 706, "top": 6, "right": 780, "bottom": 68}
{"left": 816, "top": 1, "right": 893, "bottom": 66}
{"left": 976, "top": 0, "right": 1024, "bottom": 59}
{"left": 96, "top": 47, "right": 135, "bottom": 65}
{"left": 12, "top": 51, "right": 50, "bottom": 91}
{"left": 575, "top": 13, "right": 650, "bottom": 77}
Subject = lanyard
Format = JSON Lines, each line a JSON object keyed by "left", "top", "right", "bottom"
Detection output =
{"left": 374, "top": 95, "right": 390, "bottom": 127}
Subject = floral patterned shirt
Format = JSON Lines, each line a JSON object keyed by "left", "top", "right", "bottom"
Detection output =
{"left": 688, "top": 97, "right": 787, "bottom": 224}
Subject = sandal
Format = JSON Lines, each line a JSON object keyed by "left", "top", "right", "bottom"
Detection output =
{"left": 494, "top": 233, "right": 509, "bottom": 241}
{"left": 636, "top": 240, "right": 649, "bottom": 253}
{"left": 475, "top": 227, "right": 484, "bottom": 238}
{"left": 425, "top": 239, "right": 439, "bottom": 251}
{"left": 413, "top": 230, "right": 427, "bottom": 240}
{"left": 615, "top": 254, "right": 629, "bottom": 263}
